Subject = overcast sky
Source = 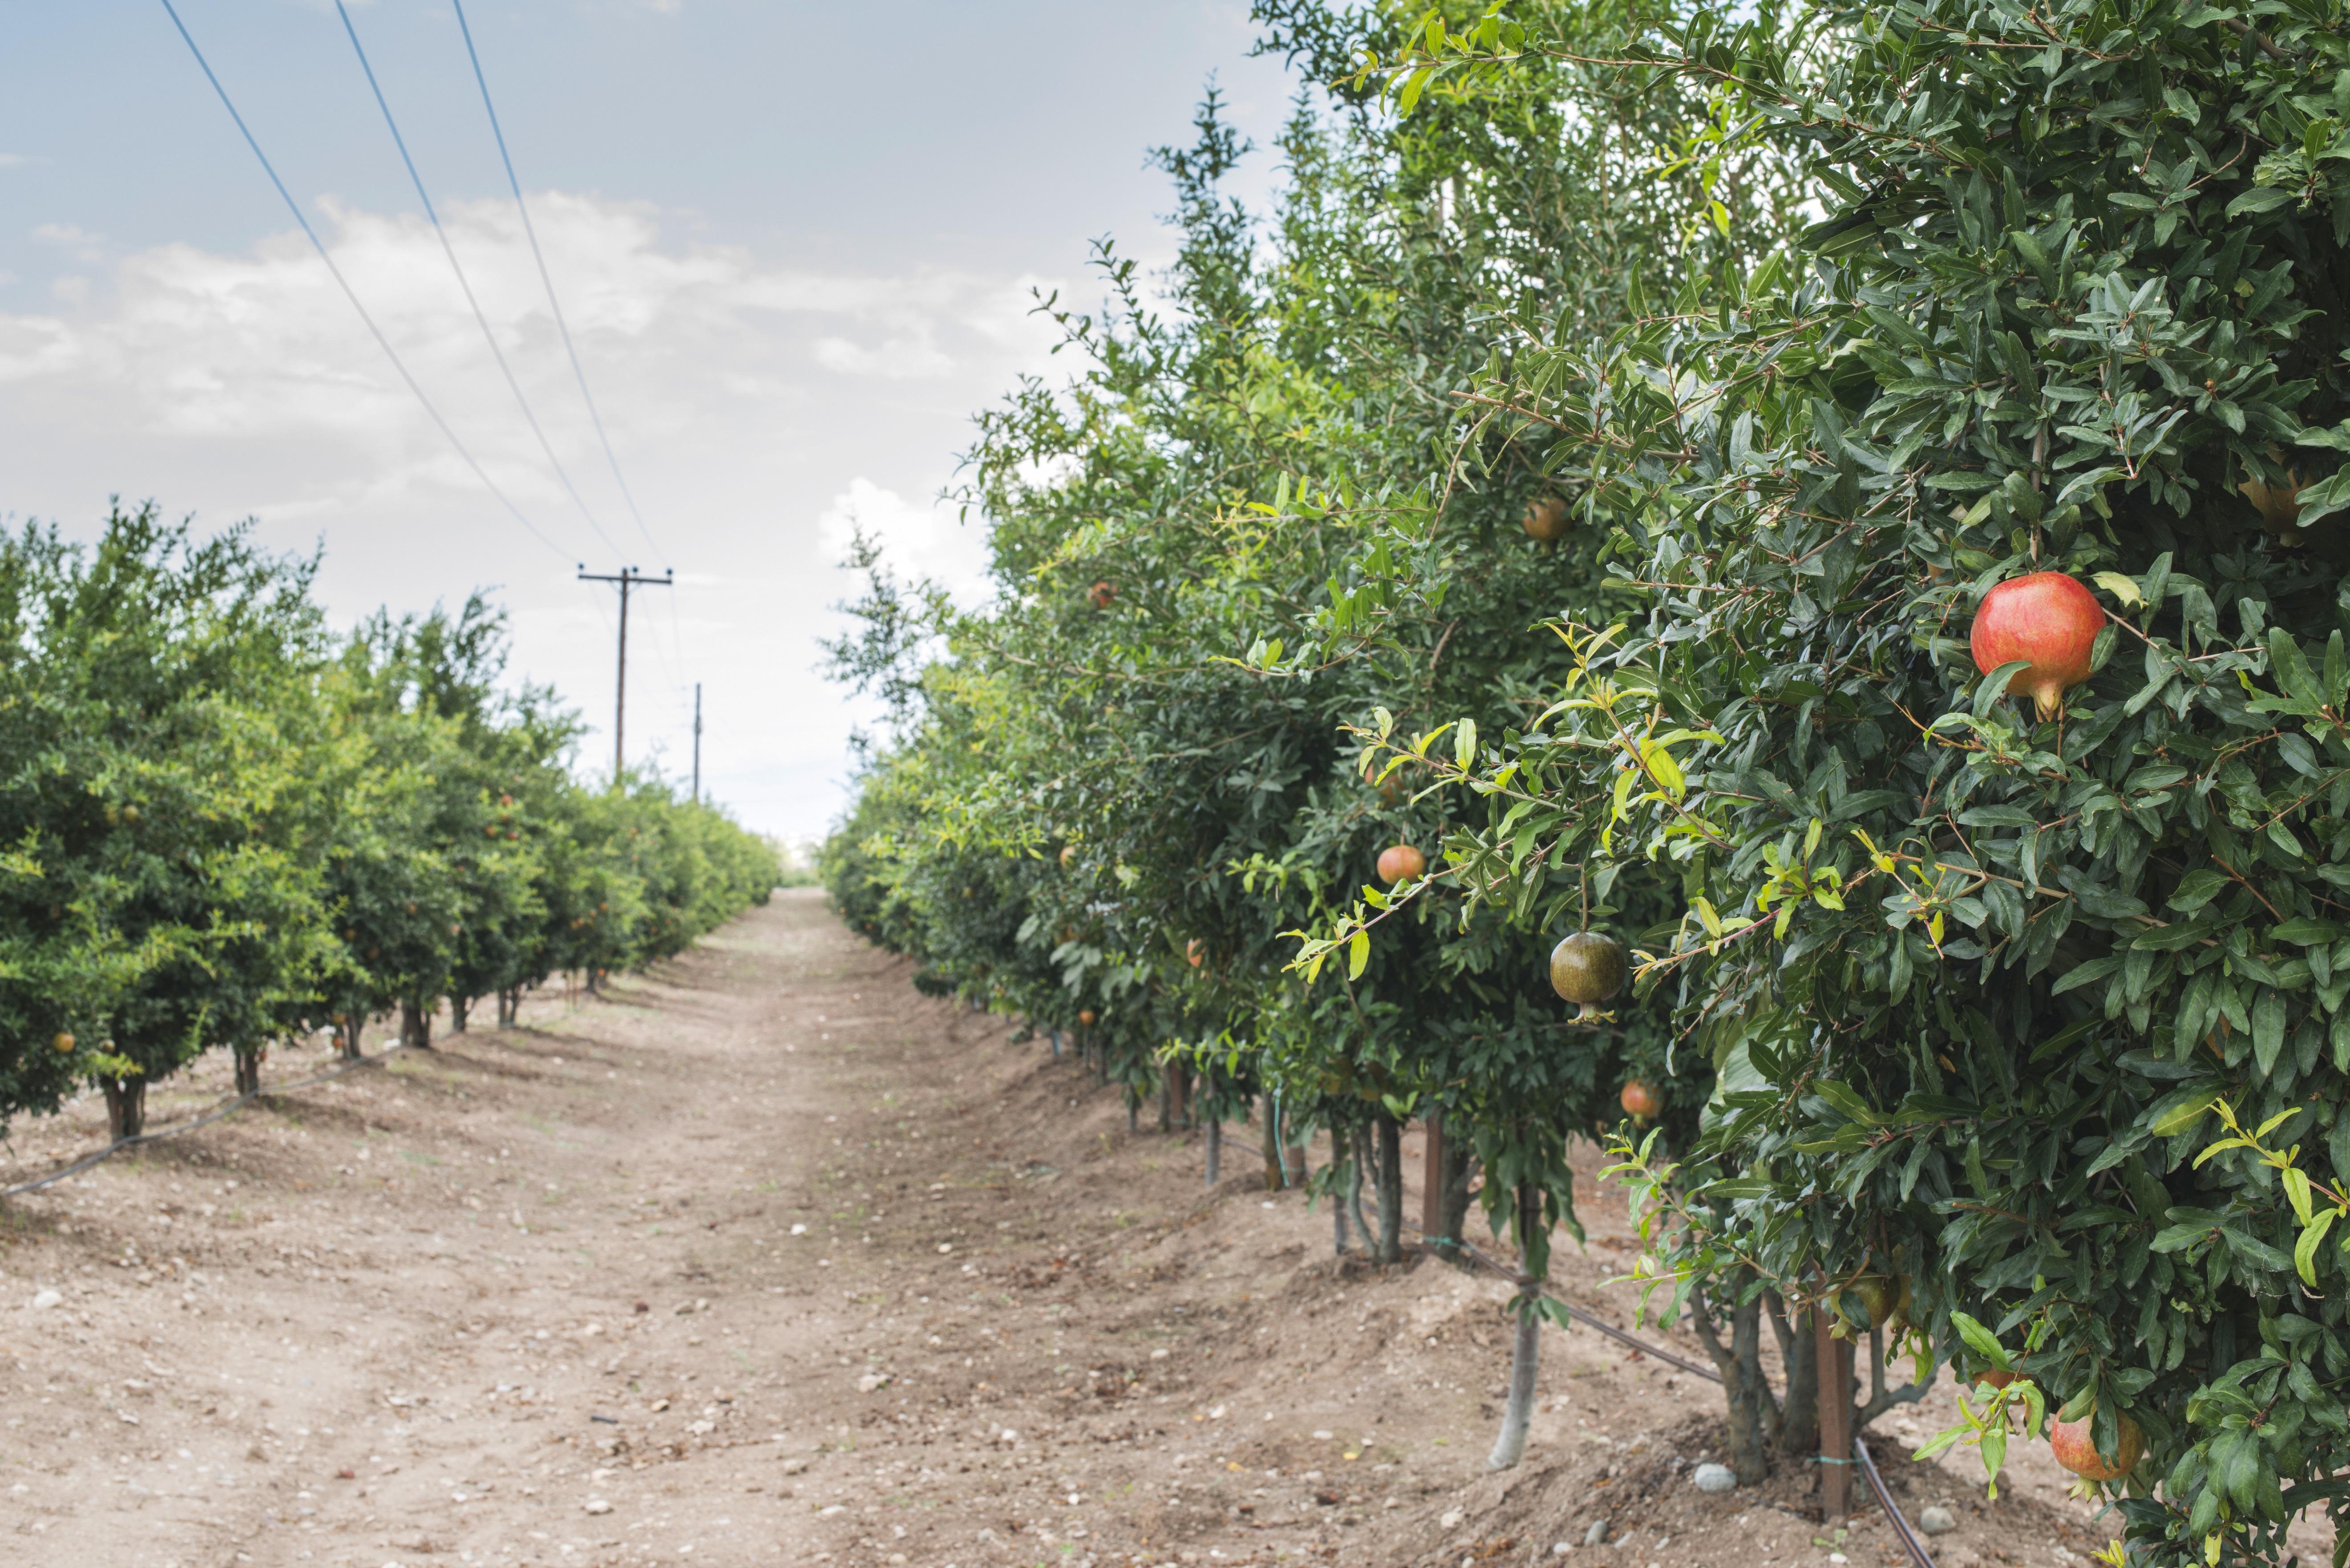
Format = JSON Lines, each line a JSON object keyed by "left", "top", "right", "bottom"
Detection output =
{"left": 0, "top": 0, "right": 1298, "bottom": 842}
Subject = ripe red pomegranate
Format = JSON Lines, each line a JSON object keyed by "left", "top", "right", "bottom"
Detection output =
{"left": 1185, "top": 939, "right": 1205, "bottom": 968}
{"left": 1088, "top": 580, "right": 1117, "bottom": 609}
{"left": 1619, "top": 1080, "right": 1661, "bottom": 1118}
{"left": 1522, "top": 495, "right": 1569, "bottom": 542}
{"left": 1377, "top": 844, "right": 1426, "bottom": 884}
{"left": 1969, "top": 572, "right": 2103, "bottom": 718}
{"left": 1078, "top": 1009, "right": 1097, "bottom": 1027}
{"left": 2050, "top": 1412, "right": 2143, "bottom": 1481}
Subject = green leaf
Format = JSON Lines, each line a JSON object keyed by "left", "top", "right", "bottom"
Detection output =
{"left": 1347, "top": 929, "right": 1369, "bottom": 981}
{"left": 1950, "top": 1310, "right": 2011, "bottom": 1371}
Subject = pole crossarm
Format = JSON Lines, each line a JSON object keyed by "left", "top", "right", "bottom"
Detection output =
{"left": 578, "top": 565, "right": 673, "bottom": 787}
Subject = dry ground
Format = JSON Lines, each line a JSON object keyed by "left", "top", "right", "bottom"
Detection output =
{"left": 0, "top": 891, "right": 2239, "bottom": 1568}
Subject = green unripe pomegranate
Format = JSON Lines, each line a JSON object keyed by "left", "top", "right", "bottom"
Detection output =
{"left": 1549, "top": 932, "right": 1626, "bottom": 1020}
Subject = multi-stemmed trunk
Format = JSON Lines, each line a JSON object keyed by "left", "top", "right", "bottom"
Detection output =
{"left": 450, "top": 996, "right": 470, "bottom": 1034}
{"left": 233, "top": 1047, "right": 263, "bottom": 1097}
{"left": 1691, "top": 1269, "right": 1786, "bottom": 1486}
{"left": 102, "top": 1076, "right": 147, "bottom": 1142}
{"left": 399, "top": 1000, "right": 433, "bottom": 1050}
{"left": 497, "top": 989, "right": 522, "bottom": 1029}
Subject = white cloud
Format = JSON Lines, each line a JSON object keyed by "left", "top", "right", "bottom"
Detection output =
{"left": 0, "top": 191, "right": 1060, "bottom": 517}
{"left": 817, "top": 476, "right": 993, "bottom": 604}
{"left": 0, "top": 190, "right": 1063, "bottom": 839}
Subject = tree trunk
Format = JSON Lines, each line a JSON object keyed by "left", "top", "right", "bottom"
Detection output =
{"left": 1438, "top": 1139, "right": 1477, "bottom": 1263}
{"left": 1373, "top": 1113, "right": 1404, "bottom": 1264}
{"left": 338, "top": 1015, "right": 365, "bottom": 1060}
{"left": 1261, "top": 1105, "right": 1283, "bottom": 1191}
{"left": 1204, "top": 1116, "right": 1221, "bottom": 1187}
{"left": 1334, "top": 1182, "right": 1350, "bottom": 1254}
{"left": 450, "top": 995, "right": 470, "bottom": 1034}
{"left": 1170, "top": 1058, "right": 1191, "bottom": 1129}
{"left": 1282, "top": 1127, "right": 1309, "bottom": 1189}
{"left": 1047, "top": 1027, "right": 1062, "bottom": 1057}
{"left": 1158, "top": 1071, "right": 1172, "bottom": 1133}
{"left": 1687, "top": 1272, "right": 1790, "bottom": 1487}
{"left": 1487, "top": 1181, "right": 1544, "bottom": 1471}
{"left": 1768, "top": 1290, "right": 1821, "bottom": 1460}
{"left": 234, "top": 1047, "right": 263, "bottom": 1097}
{"left": 1126, "top": 1091, "right": 1139, "bottom": 1134}
{"left": 103, "top": 1077, "right": 147, "bottom": 1142}
{"left": 400, "top": 1000, "right": 433, "bottom": 1050}
{"left": 1347, "top": 1124, "right": 1375, "bottom": 1256}
{"left": 498, "top": 988, "right": 521, "bottom": 1029}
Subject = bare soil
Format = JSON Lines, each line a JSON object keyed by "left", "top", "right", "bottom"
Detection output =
{"left": 0, "top": 891, "right": 2227, "bottom": 1568}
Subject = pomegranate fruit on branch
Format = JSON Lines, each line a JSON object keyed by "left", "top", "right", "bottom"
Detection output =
{"left": 2050, "top": 1410, "right": 2143, "bottom": 1483}
{"left": 1376, "top": 844, "right": 1426, "bottom": 885}
{"left": 1968, "top": 571, "right": 2104, "bottom": 719}
{"left": 1521, "top": 495, "right": 1569, "bottom": 542}
{"left": 1549, "top": 931, "right": 1626, "bottom": 1021}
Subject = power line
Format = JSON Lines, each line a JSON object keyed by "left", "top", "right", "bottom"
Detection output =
{"left": 450, "top": 0, "right": 665, "bottom": 568}
{"left": 333, "top": 0, "right": 625, "bottom": 562}
{"left": 156, "top": 0, "right": 569, "bottom": 563}
{"left": 446, "top": 0, "right": 697, "bottom": 769}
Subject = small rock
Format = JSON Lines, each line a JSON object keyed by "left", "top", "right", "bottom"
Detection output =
{"left": 1692, "top": 1463, "right": 1737, "bottom": 1494}
{"left": 855, "top": 1372, "right": 890, "bottom": 1394}
{"left": 30, "top": 1289, "right": 61, "bottom": 1310}
{"left": 1440, "top": 1509, "right": 1466, "bottom": 1531}
{"left": 780, "top": 1457, "right": 810, "bottom": 1476}
{"left": 584, "top": 1498, "right": 612, "bottom": 1515}
{"left": 1584, "top": 1519, "right": 1610, "bottom": 1546}
{"left": 1918, "top": 1504, "right": 1958, "bottom": 1536}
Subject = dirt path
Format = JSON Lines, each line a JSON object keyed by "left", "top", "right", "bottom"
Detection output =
{"left": 0, "top": 891, "right": 2184, "bottom": 1568}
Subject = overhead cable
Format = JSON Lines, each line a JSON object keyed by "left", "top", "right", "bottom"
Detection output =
{"left": 450, "top": 0, "right": 666, "bottom": 567}
{"left": 334, "top": 0, "right": 625, "bottom": 561}
{"left": 156, "top": 0, "right": 569, "bottom": 562}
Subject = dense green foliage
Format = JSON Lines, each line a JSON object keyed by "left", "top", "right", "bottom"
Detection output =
{"left": 830, "top": 0, "right": 2350, "bottom": 1555}
{"left": 1333, "top": 0, "right": 2350, "bottom": 1560}
{"left": 824, "top": 0, "right": 1806, "bottom": 1472}
{"left": 0, "top": 503, "right": 777, "bottom": 1137}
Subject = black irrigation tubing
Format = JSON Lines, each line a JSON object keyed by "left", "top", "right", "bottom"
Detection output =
{"left": 1856, "top": 1436, "right": 1941, "bottom": 1568}
{"left": 0, "top": 1044, "right": 415, "bottom": 1201}
{"left": 1189, "top": 1115, "right": 1939, "bottom": 1568}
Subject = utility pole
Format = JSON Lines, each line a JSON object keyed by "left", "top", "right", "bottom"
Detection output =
{"left": 577, "top": 565, "right": 672, "bottom": 788}
{"left": 691, "top": 682, "right": 703, "bottom": 805}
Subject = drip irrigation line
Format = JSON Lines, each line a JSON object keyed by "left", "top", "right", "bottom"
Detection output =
{"left": 156, "top": 0, "right": 570, "bottom": 564}
{"left": 450, "top": 0, "right": 665, "bottom": 567}
{"left": 334, "top": 0, "right": 625, "bottom": 562}
{"left": 1856, "top": 1436, "right": 1940, "bottom": 1568}
{"left": 1186, "top": 1114, "right": 1936, "bottom": 1568}
{"left": 0, "top": 1044, "right": 413, "bottom": 1201}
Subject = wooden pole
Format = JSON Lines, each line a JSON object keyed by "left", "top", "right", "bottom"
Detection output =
{"left": 1815, "top": 1310, "right": 1855, "bottom": 1517}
